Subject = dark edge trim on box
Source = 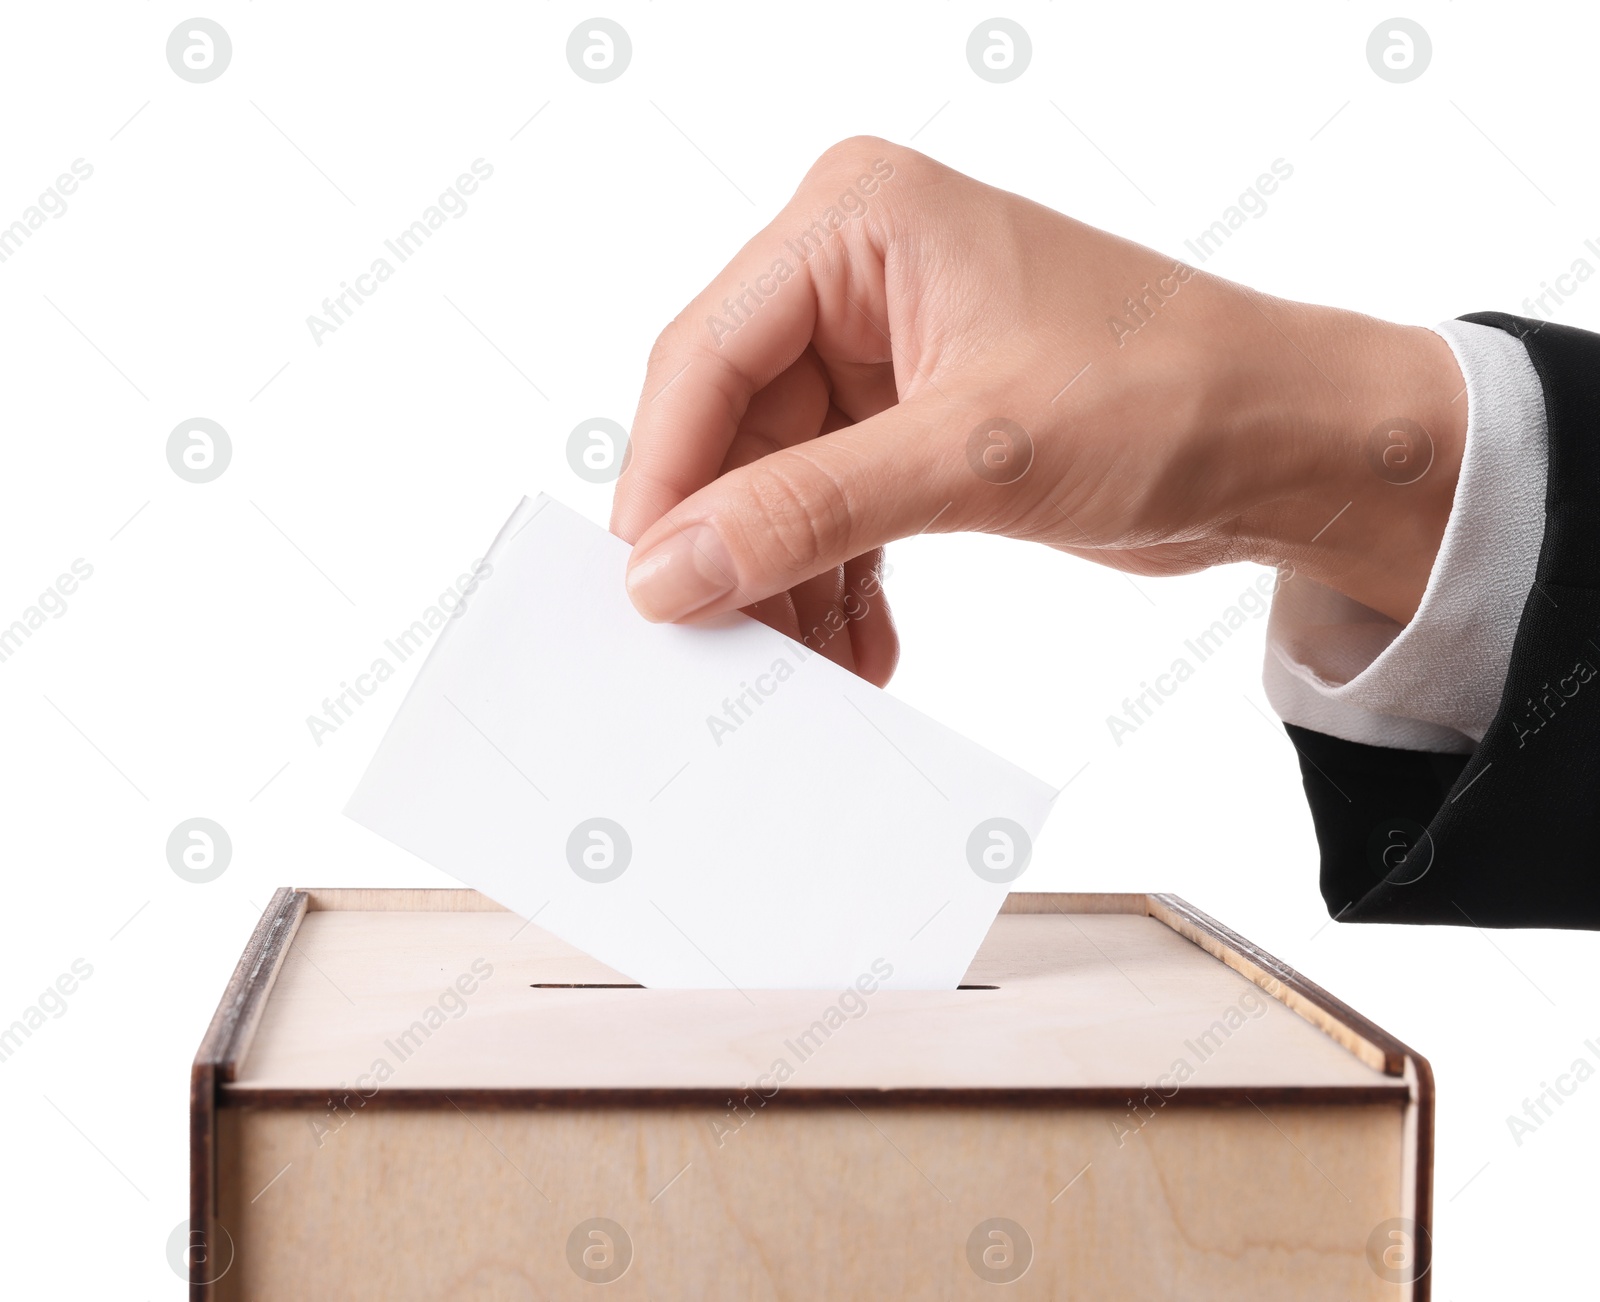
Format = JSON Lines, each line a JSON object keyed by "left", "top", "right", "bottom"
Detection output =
{"left": 217, "top": 1082, "right": 1414, "bottom": 1110}
{"left": 1150, "top": 894, "right": 1412, "bottom": 1074}
{"left": 1150, "top": 894, "right": 1435, "bottom": 1301}
{"left": 189, "top": 888, "right": 308, "bottom": 1299}
{"left": 1409, "top": 1052, "right": 1437, "bottom": 1302}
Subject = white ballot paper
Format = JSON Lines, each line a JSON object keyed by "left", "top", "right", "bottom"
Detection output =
{"left": 346, "top": 495, "right": 1055, "bottom": 989}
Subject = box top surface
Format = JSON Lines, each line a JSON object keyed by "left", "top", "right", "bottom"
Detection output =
{"left": 227, "top": 894, "right": 1397, "bottom": 1093}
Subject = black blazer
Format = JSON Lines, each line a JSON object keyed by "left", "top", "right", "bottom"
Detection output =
{"left": 1289, "top": 312, "right": 1600, "bottom": 928}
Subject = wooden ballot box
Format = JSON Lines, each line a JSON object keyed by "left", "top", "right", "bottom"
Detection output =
{"left": 189, "top": 889, "right": 1433, "bottom": 1300}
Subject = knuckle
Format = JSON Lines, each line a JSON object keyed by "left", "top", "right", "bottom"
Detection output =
{"left": 646, "top": 319, "right": 684, "bottom": 373}
{"left": 743, "top": 454, "right": 854, "bottom": 577}
{"left": 809, "top": 135, "right": 905, "bottom": 185}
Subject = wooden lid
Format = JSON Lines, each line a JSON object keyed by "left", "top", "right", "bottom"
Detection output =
{"left": 215, "top": 889, "right": 1409, "bottom": 1099}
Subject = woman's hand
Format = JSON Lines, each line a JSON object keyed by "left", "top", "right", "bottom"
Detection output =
{"left": 611, "top": 138, "right": 1466, "bottom": 685}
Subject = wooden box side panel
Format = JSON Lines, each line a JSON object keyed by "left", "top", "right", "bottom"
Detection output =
{"left": 216, "top": 1102, "right": 1414, "bottom": 1301}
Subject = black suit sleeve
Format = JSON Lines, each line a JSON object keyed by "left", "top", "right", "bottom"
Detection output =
{"left": 1291, "top": 312, "right": 1600, "bottom": 928}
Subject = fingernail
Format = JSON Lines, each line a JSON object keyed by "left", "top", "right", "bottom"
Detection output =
{"left": 626, "top": 523, "right": 736, "bottom": 622}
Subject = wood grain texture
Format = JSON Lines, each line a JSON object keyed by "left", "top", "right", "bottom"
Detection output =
{"left": 216, "top": 1100, "right": 1412, "bottom": 1301}
{"left": 232, "top": 910, "right": 1396, "bottom": 1092}
{"left": 1148, "top": 895, "right": 1400, "bottom": 1075}
{"left": 1144, "top": 895, "right": 1435, "bottom": 1297}
{"left": 300, "top": 887, "right": 507, "bottom": 912}
{"left": 1000, "top": 891, "right": 1151, "bottom": 915}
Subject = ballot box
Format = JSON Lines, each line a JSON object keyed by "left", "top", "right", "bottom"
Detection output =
{"left": 189, "top": 888, "right": 1433, "bottom": 1300}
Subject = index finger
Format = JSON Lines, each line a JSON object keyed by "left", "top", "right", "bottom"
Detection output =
{"left": 609, "top": 219, "right": 824, "bottom": 544}
{"left": 610, "top": 134, "right": 912, "bottom": 544}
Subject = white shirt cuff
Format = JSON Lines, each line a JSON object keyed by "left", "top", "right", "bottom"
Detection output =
{"left": 1263, "top": 317, "right": 1548, "bottom": 752}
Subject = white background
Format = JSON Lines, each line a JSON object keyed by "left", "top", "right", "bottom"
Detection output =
{"left": 1, "top": 2, "right": 1595, "bottom": 1296}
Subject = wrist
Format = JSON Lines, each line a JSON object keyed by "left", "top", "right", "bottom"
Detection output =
{"left": 1225, "top": 303, "right": 1466, "bottom": 623}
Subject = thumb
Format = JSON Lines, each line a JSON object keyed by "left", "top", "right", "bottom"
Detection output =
{"left": 623, "top": 398, "right": 1028, "bottom": 622}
